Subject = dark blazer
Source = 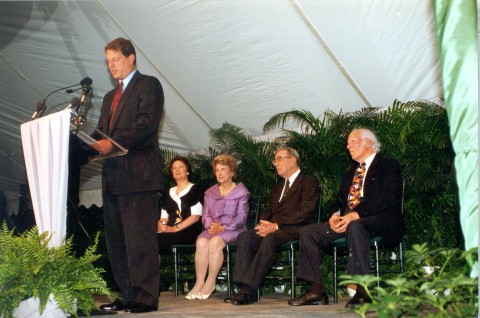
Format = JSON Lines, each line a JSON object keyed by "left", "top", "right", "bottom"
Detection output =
{"left": 96, "top": 71, "right": 165, "bottom": 195}
{"left": 331, "top": 154, "right": 404, "bottom": 239}
{"left": 163, "top": 183, "right": 204, "bottom": 227}
{"left": 261, "top": 170, "right": 320, "bottom": 230}
{"left": 232, "top": 170, "right": 320, "bottom": 289}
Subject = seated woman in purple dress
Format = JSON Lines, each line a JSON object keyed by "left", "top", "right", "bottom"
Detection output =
{"left": 186, "top": 154, "right": 250, "bottom": 300}
{"left": 157, "top": 156, "right": 204, "bottom": 252}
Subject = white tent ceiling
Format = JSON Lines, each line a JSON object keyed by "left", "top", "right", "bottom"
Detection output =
{"left": 0, "top": 0, "right": 442, "bottom": 211}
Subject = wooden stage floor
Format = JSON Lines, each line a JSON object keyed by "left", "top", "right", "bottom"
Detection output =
{"left": 92, "top": 291, "right": 360, "bottom": 317}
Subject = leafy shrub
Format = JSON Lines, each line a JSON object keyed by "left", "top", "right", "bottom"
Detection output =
{"left": 0, "top": 223, "right": 111, "bottom": 318}
{"left": 340, "top": 243, "right": 478, "bottom": 318}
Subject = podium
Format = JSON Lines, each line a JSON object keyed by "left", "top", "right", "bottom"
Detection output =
{"left": 20, "top": 109, "right": 127, "bottom": 246}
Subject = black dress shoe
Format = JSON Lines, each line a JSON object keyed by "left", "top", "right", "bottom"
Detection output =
{"left": 99, "top": 298, "right": 129, "bottom": 312}
{"left": 288, "top": 292, "right": 329, "bottom": 306}
{"left": 231, "top": 291, "right": 255, "bottom": 305}
{"left": 124, "top": 302, "right": 157, "bottom": 313}
{"left": 345, "top": 292, "right": 372, "bottom": 309}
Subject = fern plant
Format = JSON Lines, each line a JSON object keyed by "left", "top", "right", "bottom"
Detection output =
{"left": 339, "top": 244, "right": 478, "bottom": 318}
{"left": 0, "top": 223, "right": 111, "bottom": 318}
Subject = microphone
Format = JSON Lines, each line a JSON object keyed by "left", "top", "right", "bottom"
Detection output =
{"left": 79, "top": 77, "right": 93, "bottom": 106}
{"left": 31, "top": 77, "right": 92, "bottom": 121}
{"left": 79, "top": 85, "right": 92, "bottom": 105}
{"left": 31, "top": 101, "right": 46, "bottom": 120}
{"left": 80, "top": 77, "right": 93, "bottom": 86}
{"left": 68, "top": 97, "right": 87, "bottom": 129}
{"left": 64, "top": 97, "right": 81, "bottom": 110}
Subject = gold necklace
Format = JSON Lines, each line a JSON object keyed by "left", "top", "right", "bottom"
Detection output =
{"left": 219, "top": 182, "right": 236, "bottom": 197}
{"left": 176, "top": 182, "right": 191, "bottom": 195}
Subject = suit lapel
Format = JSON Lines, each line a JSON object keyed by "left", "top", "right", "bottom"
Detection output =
{"left": 102, "top": 94, "right": 114, "bottom": 133}
{"left": 278, "top": 171, "right": 304, "bottom": 205}
{"left": 363, "top": 155, "right": 380, "bottom": 188}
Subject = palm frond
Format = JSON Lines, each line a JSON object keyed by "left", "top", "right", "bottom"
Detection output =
{"left": 262, "top": 109, "right": 323, "bottom": 135}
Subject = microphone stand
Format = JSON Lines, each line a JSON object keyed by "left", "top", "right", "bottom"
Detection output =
{"left": 31, "top": 83, "right": 80, "bottom": 121}
{"left": 74, "top": 85, "right": 93, "bottom": 131}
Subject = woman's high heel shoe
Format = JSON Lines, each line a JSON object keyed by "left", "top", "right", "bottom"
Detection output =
{"left": 185, "top": 292, "right": 199, "bottom": 300}
{"left": 197, "top": 287, "right": 216, "bottom": 300}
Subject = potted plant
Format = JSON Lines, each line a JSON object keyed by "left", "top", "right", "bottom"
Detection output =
{"left": 0, "top": 223, "right": 111, "bottom": 318}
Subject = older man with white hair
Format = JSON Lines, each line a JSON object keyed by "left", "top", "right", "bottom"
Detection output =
{"left": 289, "top": 128, "right": 404, "bottom": 309}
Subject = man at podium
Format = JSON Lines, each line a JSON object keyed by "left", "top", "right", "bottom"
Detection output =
{"left": 91, "top": 37, "right": 165, "bottom": 314}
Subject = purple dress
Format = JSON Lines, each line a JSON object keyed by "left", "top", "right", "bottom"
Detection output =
{"left": 197, "top": 182, "right": 250, "bottom": 244}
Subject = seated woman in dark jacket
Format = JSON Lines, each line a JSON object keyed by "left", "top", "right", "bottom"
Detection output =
{"left": 157, "top": 156, "right": 203, "bottom": 252}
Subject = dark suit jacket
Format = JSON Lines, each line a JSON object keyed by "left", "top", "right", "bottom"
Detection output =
{"left": 96, "top": 71, "right": 165, "bottom": 195}
{"left": 261, "top": 170, "right": 320, "bottom": 231}
{"left": 330, "top": 154, "right": 404, "bottom": 240}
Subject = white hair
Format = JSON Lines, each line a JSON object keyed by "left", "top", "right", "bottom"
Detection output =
{"left": 354, "top": 128, "right": 382, "bottom": 153}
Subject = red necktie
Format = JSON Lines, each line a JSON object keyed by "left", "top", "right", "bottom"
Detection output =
{"left": 347, "top": 162, "right": 366, "bottom": 209}
{"left": 109, "top": 81, "right": 123, "bottom": 127}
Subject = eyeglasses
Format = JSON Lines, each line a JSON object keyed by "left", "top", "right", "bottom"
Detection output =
{"left": 272, "top": 156, "right": 293, "bottom": 164}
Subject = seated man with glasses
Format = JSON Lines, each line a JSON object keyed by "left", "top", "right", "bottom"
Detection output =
{"left": 225, "top": 147, "right": 320, "bottom": 305}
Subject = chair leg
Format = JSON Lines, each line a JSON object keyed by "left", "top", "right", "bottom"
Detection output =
{"left": 289, "top": 244, "right": 295, "bottom": 299}
{"left": 226, "top": 246, "right": 232, "bottom": 299}
{"left": 333, "top": 246, "right": 338, "bottom": 304}
{"left": 173, "top": 248, "right": 179, "bottom": 297}
{"left": 374, "top": 241, "right": 380, "bottom": 288}
{"left": 399, "top": 241, "right": 404, "bottom": 273}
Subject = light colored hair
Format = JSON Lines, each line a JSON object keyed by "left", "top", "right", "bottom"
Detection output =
{"left": 276, "top": 147, "right": 300, "bottom": 165}
{"left": 212, "top": 154, "right": 238, "bottom": 177}
{"left": 353, "top": 128, "right": 382, "bottom": 153}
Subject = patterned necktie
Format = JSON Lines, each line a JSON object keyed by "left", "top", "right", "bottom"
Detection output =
{"left": 109, "top": 80, "right": 123, "bottom": 127}
{"left": 347, "top": 162, "right": 366, "bottom": 209}
{"left": 281, "top": 179, "right": 290, "bottom": 201}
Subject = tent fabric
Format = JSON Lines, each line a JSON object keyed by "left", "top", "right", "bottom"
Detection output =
{"left": 433, "top": 0, "right": 478, "bottom": 276}
{"left": 0, "top": 1, "right": 442, "bottom": 214}
{"left": 79, "top": 188, "right": 103, "bottom": 208}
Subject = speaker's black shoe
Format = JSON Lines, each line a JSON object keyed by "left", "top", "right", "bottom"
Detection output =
{"left": 124, "top": 302, "right": 157, "bottom": 313}
{"left": 288, "top": 291, "right": 329, "bottom": 306}
{"left": 98, "top": 298, "right": 129, "bottom": 312}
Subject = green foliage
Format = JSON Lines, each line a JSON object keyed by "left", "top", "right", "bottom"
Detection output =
{"left": 161, "top": 122, "right": 279, "bottom": 209}
{"left": 163, "top": 101, "right": 460, "bottom": 245}
{"left": 158, "top": 100, "right": 464, "bottom": 295}
{"left": 209, "top": 122, "right": 278, "bottom": 204}
{"left": 264, "top": 109, "right": 351, "bottom": 212}
{"left": 0, "top": 223, "right": 111, "bottom": 318}
{"left": 261, "top": 101, "right": 461, "bottom": 247}
{"left": 339, "top": 244, "right": 478, "bottom": 318}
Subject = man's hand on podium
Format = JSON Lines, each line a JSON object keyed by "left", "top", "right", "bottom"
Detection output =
{"left": 92, "top": 139, "right": 113, "bottom": 155}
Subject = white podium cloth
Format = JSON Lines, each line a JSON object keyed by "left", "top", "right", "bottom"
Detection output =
{"left": 20, "top": 110, "right": 70, "bottom": 247}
